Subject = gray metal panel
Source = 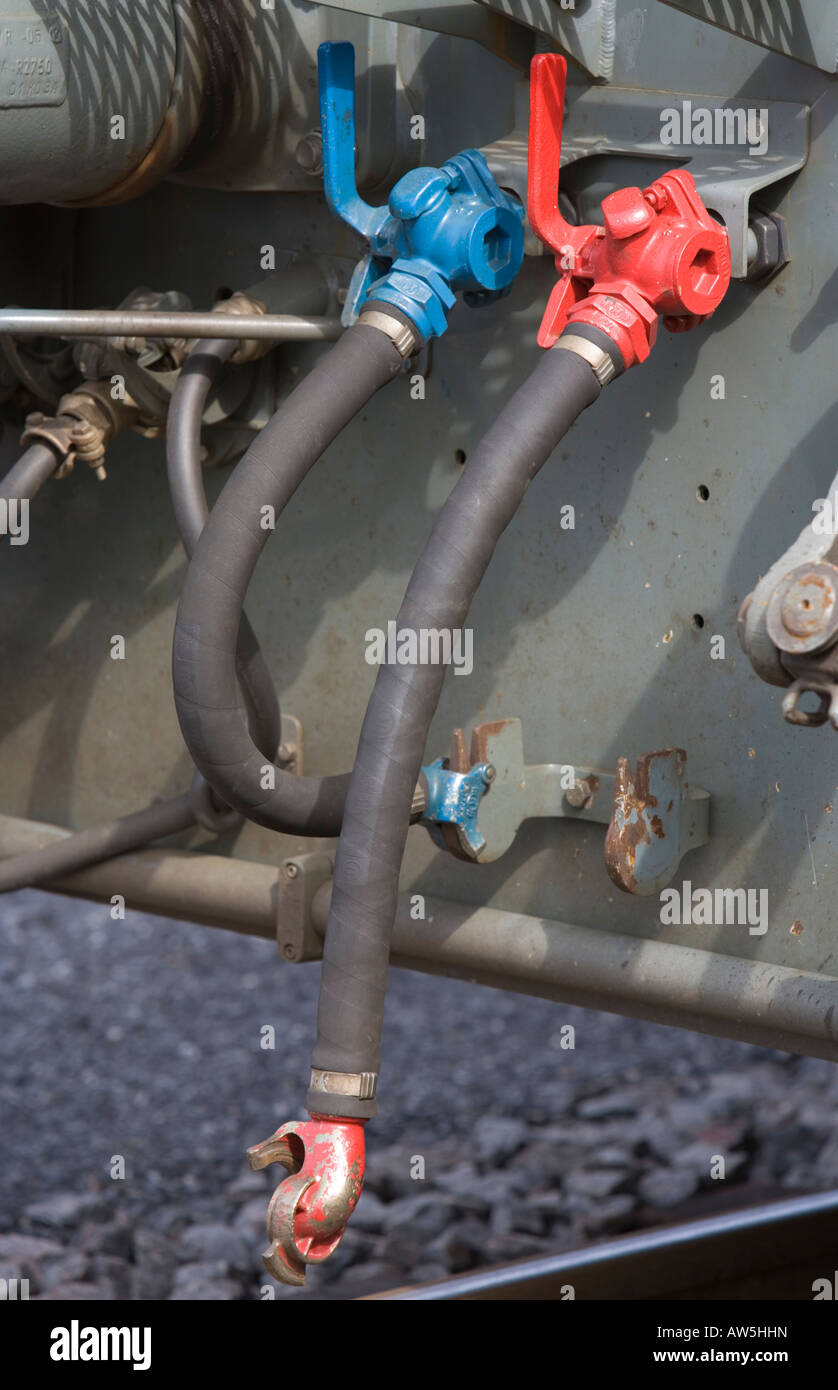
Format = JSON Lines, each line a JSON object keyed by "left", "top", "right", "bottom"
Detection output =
{"left": 659, "top": 0, "right": 838, "bottom": 75}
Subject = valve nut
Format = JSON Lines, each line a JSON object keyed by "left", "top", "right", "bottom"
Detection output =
{"left": 766, "top": 562, "right": 838, "bottom": 656}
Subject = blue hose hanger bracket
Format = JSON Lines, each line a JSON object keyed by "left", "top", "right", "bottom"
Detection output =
{"left": 317, "top": 41, "right": 525, "bottom": 342}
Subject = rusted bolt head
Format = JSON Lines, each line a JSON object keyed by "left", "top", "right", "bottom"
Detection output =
{"left": 767, "top": 563, "right": 838, "bottom": 655}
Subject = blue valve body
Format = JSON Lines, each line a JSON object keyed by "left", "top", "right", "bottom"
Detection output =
{"left": 420, "top": 758, "right": 494, "bottom": 859}
{"left": 318, "top": 41, "right": 524, "bottom": 341}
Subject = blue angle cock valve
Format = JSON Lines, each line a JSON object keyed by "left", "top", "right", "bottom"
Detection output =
{"left": 317, "top": 41, "right": 525, "bottom": 342}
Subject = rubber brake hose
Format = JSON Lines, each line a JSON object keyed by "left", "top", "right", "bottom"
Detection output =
{"left": 0, "top": 793, "right": 197, "bottom": 894}
{"left": 172, "top": 310, "right": 414, "bottom": 836}
{"left": 0, "top": 441, "right": 62, "bottom": 504}
{"left": 167, "top": 338, "right": 280, "bottom": 760}
{"left": 308, "top": 327, "right": 624, "bottom": 1117}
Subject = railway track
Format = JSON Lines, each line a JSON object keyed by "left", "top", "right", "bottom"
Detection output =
{"left": 369, "top": 1191, "right": 838, "bottom": 1300}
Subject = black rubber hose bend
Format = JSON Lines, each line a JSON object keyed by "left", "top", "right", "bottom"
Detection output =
{"left": 167, "top": 338, "right": 280, "bottom": 761}
{"left": 308, "top": 330, "right": 622, "bottom": 1117}
{"left": 172, "top": 318, "right": 408, "bottom": 836}
{"left": 0, "top": 441, "right": 62, "bottom": 503}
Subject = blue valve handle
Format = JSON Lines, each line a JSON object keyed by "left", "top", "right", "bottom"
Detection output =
{"left": 317, "top": 41, "right": 524, "bottom": 341}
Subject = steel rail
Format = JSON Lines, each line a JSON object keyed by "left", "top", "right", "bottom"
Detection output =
{"left": 367, "top": 1190, "right": 838, "bottom": 1300}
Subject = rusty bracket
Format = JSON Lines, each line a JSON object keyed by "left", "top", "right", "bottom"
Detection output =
{"left": 428, "top": 718, "right": 709, "bottom": 894}
{"left": 603, "top": 748, "right": 709, "bottom": 897}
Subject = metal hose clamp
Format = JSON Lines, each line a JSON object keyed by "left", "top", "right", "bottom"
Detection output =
{"left": 309, "top": 1068, "right": 377, "bottom": 1101}
{"left": 357, "top": 307, "right": 419, "bottom": 360}
{"left": 554, "top": 334, "right": 617, "bottom": 387}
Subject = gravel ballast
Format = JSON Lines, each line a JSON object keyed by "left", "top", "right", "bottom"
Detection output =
{"left": 1, "top": 888, "right": 837, "bottom": 1300}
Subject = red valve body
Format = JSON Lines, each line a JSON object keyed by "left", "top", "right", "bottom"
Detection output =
{"left": 527, "top": 54, "right": 731, "bottom": 366}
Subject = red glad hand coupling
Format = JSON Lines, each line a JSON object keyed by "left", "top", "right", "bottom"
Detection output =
{"left": 527, "top": 54, "right": 731, "bottom": 367}
{"left": 247, "top": 1115, "right": 365, "bottom": 1286}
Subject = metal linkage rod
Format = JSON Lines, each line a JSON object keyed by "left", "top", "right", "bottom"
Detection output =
{"left": 0, "top": 309, "right": 343, "bottom": 343}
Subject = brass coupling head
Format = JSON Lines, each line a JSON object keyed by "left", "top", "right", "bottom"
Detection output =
{"left": 22, "top": 382, "right": 140, "bottom": 480}
{"left": 247, "top": 1114, "right": 366, "bottom": 1286}
{"left": 168, "top": 291, "right": 270, "bottom": 367}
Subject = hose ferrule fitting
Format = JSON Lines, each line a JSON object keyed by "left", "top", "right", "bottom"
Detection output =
{"left": 358, "top": 305, "right": 421, "bottom": 359}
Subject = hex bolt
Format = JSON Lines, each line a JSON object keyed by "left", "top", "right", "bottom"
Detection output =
{"left": 565, "top": 776, "right": 596, "bottom": 809}
{"left": 295, "top": 132, "right": 323, "bottom": 176}
{"left": 745, "top": 211, "right": 789, "bottom": 283}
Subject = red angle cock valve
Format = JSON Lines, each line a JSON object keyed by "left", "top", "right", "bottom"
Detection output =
{"left": 528, "top": 53, "right": 730, "bottom": 365}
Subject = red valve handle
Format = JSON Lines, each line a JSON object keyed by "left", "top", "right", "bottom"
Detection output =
{"left": 527, "top": 53, "right": 731, "bottom": 366}
{"left": 527, "top": 52, "right": 572, "bottom": 252}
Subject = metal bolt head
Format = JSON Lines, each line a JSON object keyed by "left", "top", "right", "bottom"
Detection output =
{"left": 295, "top": 132, "right": 323, "bottom": 176}
{"left": 565, "top": 776, "right": 596, "bottom": 809}
{"left": 284, "top": 862, "right": 299, "bottom": 880}
{"left": 767, "top": 563, "right": 838, "bottom": 655}
{"left": 782, "top": 575, "right": 833, "bottom": 636}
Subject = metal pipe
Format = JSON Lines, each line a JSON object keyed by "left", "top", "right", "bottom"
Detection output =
{"left": 311, "top": 885, "right": 838, "bottom": 1063}
{"left": 0, "top": 310, "right": 344, "bottom": 343}
{"left": 0, "top": 813, "right": 278, "bottom": 939}
{"left": 2, "top": 809, "right": 836, "bottom": 1061}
